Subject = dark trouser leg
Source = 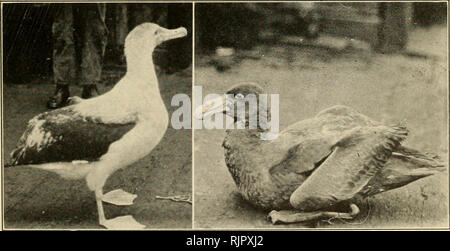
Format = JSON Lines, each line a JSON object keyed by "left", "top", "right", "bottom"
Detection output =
{"left": 53, "top": 4, "right": 77, "bottom": 85}
{"left": 78, "top": 4, "right": 108, "bottom": 98}
{"left": 114, "top": 4, "right": 128, "bottom": 65}
{"left": 48, "top": 4, "right": 76, "bottom": 109}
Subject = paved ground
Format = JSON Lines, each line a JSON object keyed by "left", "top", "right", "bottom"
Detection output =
{"left": 194, "top": 25, "right": 448, "bottom": 229}
{"left": 2, "top": 69, "right": 192, "bottom": 229}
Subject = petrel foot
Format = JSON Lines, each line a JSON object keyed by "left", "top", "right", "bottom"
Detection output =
{"left": 155, "top": 194, "right": 192, "bottom": 204}
{"left": 102, "top": 189, "right": 137, "bottom": 206}
{"left": 268, "top": 204, "right": 360, "bottom": 224}
{"left": 100, "top": 215, "right": 146, "bottom": 230}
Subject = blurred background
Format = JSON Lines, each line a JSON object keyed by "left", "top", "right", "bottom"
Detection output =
{"left": 194, "top": 2, "right": 448, "bottom": 229}
{"left": 196, "top": 2, "right": 446, "bottom": 54}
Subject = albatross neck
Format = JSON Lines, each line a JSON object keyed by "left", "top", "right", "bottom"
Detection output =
{"left": 125, "top": 52, "right": 160, "bottom": 91}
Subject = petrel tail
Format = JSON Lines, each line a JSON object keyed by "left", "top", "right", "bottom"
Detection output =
{"left": 362, "top": 146, "right": 446, "bottom": 197}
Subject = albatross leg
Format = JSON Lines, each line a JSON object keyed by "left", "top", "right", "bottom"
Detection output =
{"left": 268, "top": 203, "right": 360, "bottom": 224}
{"left": 95, "top": 189, "right": 107, "bottom": 225}
{"left": 102, "top": 189, "right": 137, "bottom": 206}
{"left": 95, "top": 189, "right": 146, "bottom": 229}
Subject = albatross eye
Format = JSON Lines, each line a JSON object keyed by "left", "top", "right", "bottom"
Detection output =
{"left": 154, "top": 30, "right": 160, "bottom": 35}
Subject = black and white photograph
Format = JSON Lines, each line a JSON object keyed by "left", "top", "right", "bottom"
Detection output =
{"left": 2, "top": 2, "right": 192, "bottom": 229}
{"left": 1, "top": 0, "right": 449, "bottom": 233}
{"left": 194, "top": 2, "right": 448, "bottom": 229}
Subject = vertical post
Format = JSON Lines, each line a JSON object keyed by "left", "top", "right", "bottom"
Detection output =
{"left": 377, "top": 2, "right": 409, "bottom": 53}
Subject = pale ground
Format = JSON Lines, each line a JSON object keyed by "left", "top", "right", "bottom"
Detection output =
{"left": 2, "top": 70, "right": 192, "bottom": 229}
{"left": 194, "top": 25, "right": 449, "bottom": 229}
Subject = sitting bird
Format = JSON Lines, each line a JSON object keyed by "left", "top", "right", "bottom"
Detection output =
{"left": 198, "top": 82, "right": 445, "bottom": 224}
{"left": 8, "top": 23, "right": 187, "bottom": 229}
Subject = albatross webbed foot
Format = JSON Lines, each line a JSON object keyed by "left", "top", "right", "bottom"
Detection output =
{"left": 95, "top": 189, "right": 144, "bottom": 229}
{"left": 102, "top": 189, "right": 137, "bottom": 206}
{"left": 100, "top": 215, "right": 146, "bottom": 230}
{"left": 268, "top": 204, "right": 360, "bottom": 224}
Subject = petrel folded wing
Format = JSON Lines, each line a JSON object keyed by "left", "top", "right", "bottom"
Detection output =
{"left": 289, "top": 125, "right": 408, "bottom": 211}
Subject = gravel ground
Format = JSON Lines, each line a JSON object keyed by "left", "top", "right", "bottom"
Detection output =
{"left": 2, "top": 69, "right": 192, "bottom": 229}
{"left": 193, "top": 25, "right": 448, "bottom": 229}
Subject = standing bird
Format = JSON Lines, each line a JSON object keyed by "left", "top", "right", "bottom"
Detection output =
{"left": 198, "top": 82, "right": 445, "bottom": 224}
{"left": 8, "top": 23, "right": 187, "bottom": 229}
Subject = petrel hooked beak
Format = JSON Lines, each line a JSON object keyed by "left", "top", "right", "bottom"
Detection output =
{"left": 195, "top": 95, "right": 234, "bottom": 120}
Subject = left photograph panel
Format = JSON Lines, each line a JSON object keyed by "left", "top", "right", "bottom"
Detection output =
{"left": 2, "top": 2, "right": 192, "bottom": 229}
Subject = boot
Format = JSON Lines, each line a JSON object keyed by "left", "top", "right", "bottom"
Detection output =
{"left": 46, "top": 84, "right": 70, "bottom": 109}
{"left": 81, "top": 84, "right": 100, "bottom": 99}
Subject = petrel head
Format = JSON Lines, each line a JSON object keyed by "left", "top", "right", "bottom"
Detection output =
{"left": 198, "top": 82, "right": 266, "bottom": 122}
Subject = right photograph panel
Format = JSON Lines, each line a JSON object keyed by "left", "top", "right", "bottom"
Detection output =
{"left": 194, "top": 2, "right": 448, "bottom": 229}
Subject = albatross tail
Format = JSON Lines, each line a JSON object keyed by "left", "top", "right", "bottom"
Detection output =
{"left": 27, "top": 161, "right": 94, "bottom": 180}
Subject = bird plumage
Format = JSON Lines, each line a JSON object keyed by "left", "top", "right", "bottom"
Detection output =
{"left": 207, "top": 84, "right": 445, "bottom": 215}
{"left": 7, "top": 22, "right": 188, "bottom": 229}
{"left": 10, "top": 106, "right": 135, "bottom": 166}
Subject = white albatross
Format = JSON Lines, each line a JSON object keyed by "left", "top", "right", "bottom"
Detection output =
{"left": 8, "top": 23, "right": 187, "bottom": 229}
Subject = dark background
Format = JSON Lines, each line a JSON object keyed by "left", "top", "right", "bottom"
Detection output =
{"left": 195, "top": 2, "right": 447, "bottom": 53}
{"left": 2, "top": 3, "right": 192, "bottom": 84}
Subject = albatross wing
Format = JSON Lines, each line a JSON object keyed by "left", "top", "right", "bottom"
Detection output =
{"left": 10, "top": 106, "right": 135, "bottom": 165}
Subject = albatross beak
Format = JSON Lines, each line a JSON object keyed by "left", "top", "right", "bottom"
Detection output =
{"left": 160, "top": 27, "right": 188, "bottom": 42}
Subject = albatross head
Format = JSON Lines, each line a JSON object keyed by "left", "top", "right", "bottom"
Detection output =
{"left": 124, "top": 23, "right": 187, "bottom": 61}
